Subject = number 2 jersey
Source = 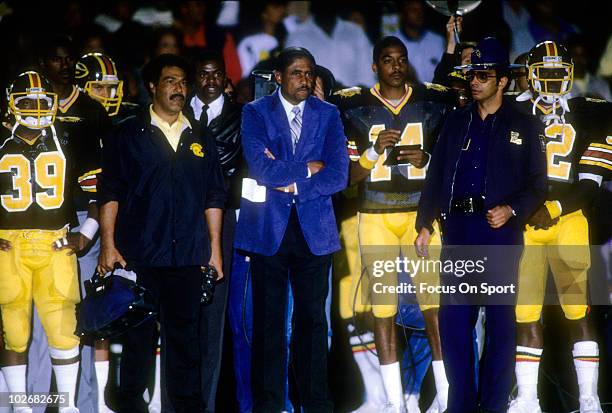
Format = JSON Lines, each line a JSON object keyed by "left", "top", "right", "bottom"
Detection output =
{"left": 512, "top": 96, "right": 612, "bottom": 215}
{"left": 0, "top": 124, "right": 99, "bottom": 230}
{"left": 331, "top": 83, "right": 451, "bottom": 214}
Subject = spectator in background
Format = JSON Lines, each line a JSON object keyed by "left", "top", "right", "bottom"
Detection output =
{"left": 393, "top": 0, "right": 445, "bottom": 83}
{"left": 134, "top": 27, "right": 184, "bottom": 106}
{"left": 527, "top": 0, "right": 577, "bottom": 45}
{"left": 283, "top": 1, "right": 310, "bottom": 34}
{"left": 150, "top": 27, "right": 183, "bottom": 57}
{"left": 131, "top": 2, "right": 174, "bottom": 27}
{"left": 567, "top": 36, "right": 612, "bottom": 101}
{"left": 512, "top": 52, "right": 529, "bottom": 93}
{"left": 502, "top": 0, "right": 533, "bottom": 60}
{"left": 432, "top": 15, "right": 467, "bottom": 85}
{"left": 174, "top": 0, "right": 242, "bottom": 84}
{"left": 63, "top": 0, "right": 95, "bottom": 39}
{"left": 597, "top": 33, "right": 612, "bottom": 89}
{"left": 237, "top": 0, "right": 288, "bottom": 79}
{"left": 78, "top": 24, "right": 109, "bottom": 54}
{"left": 285, "top": 3, "right": 374, "bottom": 88}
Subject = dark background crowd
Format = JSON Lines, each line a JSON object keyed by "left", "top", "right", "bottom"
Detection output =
{"left": 1, "top": 0, "right": 611, "bottom": 107}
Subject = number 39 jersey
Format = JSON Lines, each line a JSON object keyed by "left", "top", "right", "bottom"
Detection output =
{"left": 514, "top": 97, "right": 612, "bottom": 203}
{"left": 0, "top": 124, "right": 98, "bottom": 230}
{"left": 331, "top": 83, "right": 450, "bottom": 213}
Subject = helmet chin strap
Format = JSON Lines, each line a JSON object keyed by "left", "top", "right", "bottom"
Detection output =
{"left": 531, "top": 92, "right": 570, "bottom": 125}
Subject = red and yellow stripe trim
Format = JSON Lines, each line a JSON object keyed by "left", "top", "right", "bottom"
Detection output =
{"left": 369, "top": 83, "right": 412, "bottom": 115}
{"left": 28, "top": 72, "right": 41, "bottom": 88}
{"left": 574, "top": 357, "right": 599, "bottom": 363}
{"left": 351, "top": 342, "right": 376, "bottom": 353}
{"left": 59, "top": 86, "right": 79, "bottom": 113}
{"left": 530, "top": 98, "right": 554, "bottom": 115}
{"left": 545, "top": 41, "right": 559, "bottom": 57}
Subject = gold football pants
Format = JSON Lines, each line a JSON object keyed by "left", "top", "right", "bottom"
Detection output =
{"left": 0, "top": 229, "right": 80, "bottom": 352}
{"left": 516, "top": 210, "right": 590, "bottom": 323}
{"left": 358, "top": 211, "right": 441, "bottom": 318}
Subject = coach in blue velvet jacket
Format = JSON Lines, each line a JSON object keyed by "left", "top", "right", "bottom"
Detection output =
{"left": 234, "top": 48, "right": 348, "bottom": 413}
{"left": 234, "top": 90, "right": 347, "bottom": 256}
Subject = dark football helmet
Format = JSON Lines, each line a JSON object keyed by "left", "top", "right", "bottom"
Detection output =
{"left": 7, "top": 71, "right": 58, "bottom": 129}
{"left": 527, "top": 40, "right": 573, "bottom": 99}
{"left": 75, "top": 53, "right": 123, "bottom": 116}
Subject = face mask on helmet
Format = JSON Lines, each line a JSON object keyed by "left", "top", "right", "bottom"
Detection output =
{"left": 528, "top": 45, "right": 574, "bottom": 103}
{"left": 76, "top": 53, "right": 124, "bottom": 116}
{"left": 8, "top": 76, "right": 58, "bottom": 130}
{"left": 84, "top": 76, "right": 124, "bottom": 116}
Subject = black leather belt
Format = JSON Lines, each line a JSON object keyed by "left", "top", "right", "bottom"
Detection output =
{"left": 450, "top": 196, "right": 485, "bottom": 214}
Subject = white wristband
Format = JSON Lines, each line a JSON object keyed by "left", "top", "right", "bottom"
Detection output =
{"left": 365, "top": 146, "right": 380, "bottom": 162}
{"left": 79, "top": 217, "right": 99, "bottom": 240}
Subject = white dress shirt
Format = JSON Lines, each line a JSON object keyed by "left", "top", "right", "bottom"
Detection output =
{"left": 237, "top": 33, "right": 279, "bottom": 79}
{"left": 393, "top": 29, "right": 445, "bottom": 83}
{"left": 286, "top": 17, "right": 375, "bottom": 88}
{"left": 190, "top": 93, "right": 225, "bottom": 125}
{"left": 278, "top": 89, "right": 306, "bottom": 124}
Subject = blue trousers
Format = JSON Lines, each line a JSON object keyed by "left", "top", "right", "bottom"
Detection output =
{"left": 440, "top": 214, "right": 522, "bottom": 412}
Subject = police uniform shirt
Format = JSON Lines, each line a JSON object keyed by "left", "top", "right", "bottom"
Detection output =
{"left": 452, "top": 107, "right": 496, "bottom": 199}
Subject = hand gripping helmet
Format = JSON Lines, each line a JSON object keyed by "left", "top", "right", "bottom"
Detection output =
{"left": 75, "top": 53, "right": 123, "bottom": 116}
{"left": 7, "top": 71, "right": 58, "bottom": 129}
{"left": 527, "top": 40, "right": 573, "bottom": 101}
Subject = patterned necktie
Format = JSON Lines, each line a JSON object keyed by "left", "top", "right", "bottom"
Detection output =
{"left": 290, "top": 106, "right": 302, "bottom": 153}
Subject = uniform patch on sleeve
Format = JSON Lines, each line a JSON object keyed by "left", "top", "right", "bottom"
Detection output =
{"left": 347, "top": 140, "right": 360, "bottom": 160}
{"left": 334, "top": 87, "right": 362, "bottom": 98}
{"left": 510, "top": 131, "right": 522, "bottom": 145}
{"left": 424, "top": 82, "right": 450, "bottom": 92}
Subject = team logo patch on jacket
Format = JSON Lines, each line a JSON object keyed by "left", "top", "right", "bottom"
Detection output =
{"left": 190, "top": 143, "right": 204, "bottom": 157}
{"left": 510, "top": 131, "right": 522, "bottom": 145}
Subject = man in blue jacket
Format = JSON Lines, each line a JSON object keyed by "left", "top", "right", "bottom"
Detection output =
{"left": 414, "top": 38, "right": 547, "bottom": 413}
{"left": 234, "top": 47, "right": 348, "bottom": 413}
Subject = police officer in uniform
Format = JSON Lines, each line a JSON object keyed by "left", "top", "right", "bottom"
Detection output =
{"left": 415, "top": 38, "right": 547, "bottom": 413}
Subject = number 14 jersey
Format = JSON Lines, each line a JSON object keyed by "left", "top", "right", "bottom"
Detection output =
{"left": 332, "top": 83, "right": 450, "bottom": 213}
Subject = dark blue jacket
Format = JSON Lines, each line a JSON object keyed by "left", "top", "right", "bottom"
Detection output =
{"left": 416, "top": 98, "right": 547, "bottom": 233}
{"left": 98, "top": 109, "right": 226, "bottom": 267}
{"left": 234, "top": 92, "right": 349, "bottom": 256}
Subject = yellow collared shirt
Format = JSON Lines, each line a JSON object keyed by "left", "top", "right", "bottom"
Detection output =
{"left": 149, "top": 105, "right": 192, "bottom": 151}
